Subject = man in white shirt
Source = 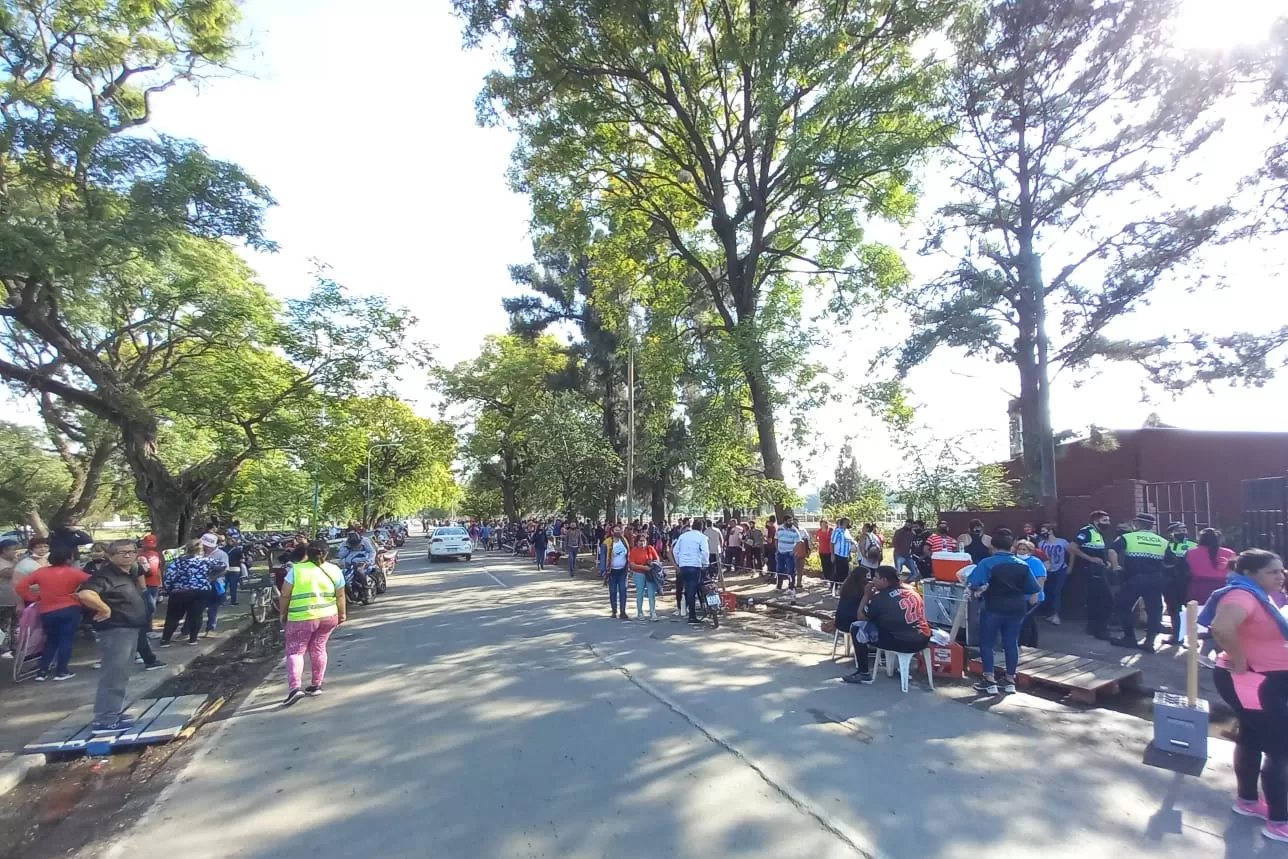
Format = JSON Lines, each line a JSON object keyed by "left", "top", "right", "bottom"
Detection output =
{"left": 671, "top": 520, "right": 710, "bottom": 624}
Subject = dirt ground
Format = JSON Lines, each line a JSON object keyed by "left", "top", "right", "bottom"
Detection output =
{"left": 0, "top": 623, "right": 284, "bottom": 859}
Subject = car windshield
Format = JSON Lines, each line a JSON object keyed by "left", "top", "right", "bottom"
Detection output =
{"left": 435, "top": 528, "right": 467, "bottom": 537}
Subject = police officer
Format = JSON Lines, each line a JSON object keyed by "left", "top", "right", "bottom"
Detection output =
{"left": 1070, "top": 510, "right": 1116, "bottom": 640}
{"left": 1163, "top": 522, "right": 1198, "bottom": 646}
{"left": 1110, "top": 513, "right": 1168, "bottom": 652}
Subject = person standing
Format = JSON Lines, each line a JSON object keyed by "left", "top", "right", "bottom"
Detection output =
{"left": 75, "top": 540, "right": 150, "bottom": 734}
{"left": 831, "top": 517, "right": 854, "bottom": 592}
{"left": 0, "top": 539, "right": 22, "bottom": 659}
{"left": 1203, "top": 549, "right": 1288, "bottom": 842}
{"left": 926, "top": 521, "right": 958, "bottom": 554}
{"left": 200, "top": 533, "right": 230, "bottom": 635}
{"left": 816, "top": 519, "right": 834, "bottom": 586}
{"left": 1111, "top": 513, "right": 1168, "bottom": 653}
{"left": 967, "top": 529, "right": 1042, "bottom": 696}
{"left": 14, "top": 537, "right": 50, "bottom": 579}
{"left": 1187, "top": 528, "right": 1237, "bottom": 606}
{"left": 669, "top": 520, "right": 708, "bottom": 624}
{"left": 959, "top": 519, "right": 993, "bottom": 564}
{"left": 606, "top": 525, "right": 630, "bottom": 619}
{"left": 703, "top": 519, "right": 724, "bottom": 582}
{"left": 137, "top": 535, "right": 163, "bottom": 638}
{"left": 892, "top": 519, "right": 918, "bottom": 581}
{"left": 765, "top": 516, "right": 778, "bottom": 577}
{"left": 532, "top": 524, "right": 549, "bottom": 571}
{"left": 1037, "top": 524, "right": 1070, "bottom": 625}
{"left": 160, "top": 540, "right": 213, "bottom": 646}
{"left": 224, "top": 535, "right": 247, "bottom": 606}
{"left": 774, "top": 517, "right": 803, "bottom": 594}
{"left": 1163, "top": 522, "right": 1198, "bottom": 646}
{"left": 279, "top": 540, "right": 347, "bottom": 707}
{"left": 628, "top": 532, "right": 660, "bottom": 620}
{"left": 15, "top": 549, "right": 90, "bottom": 681}
{"left": 565, "top": 520, "right": 583, "bottom": 578}
{"left": 744, "top": 520, "right": 764, "bottom": 573}
{"left": 725, "top": 519, "right": 744, "bottom": 571}
{"left": 1070, "top": 510, "right": 1116, "bottom": 640}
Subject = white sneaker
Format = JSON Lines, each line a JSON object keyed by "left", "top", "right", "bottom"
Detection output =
{"left": 1050, "top": 614, "right": 1061, "bottom": 626}
{"left": 92, "top": 660, "right": 102, "bottom": 669}
{"left": 135, "top": 656, "right": 144, "bottom": 664}
{"left": 650, "top": 612, "right": 658, "bottom": 621}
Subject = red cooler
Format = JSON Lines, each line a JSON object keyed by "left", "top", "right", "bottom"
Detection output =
{"left": 931, "top": 551, "right": 972, "bottom": 583}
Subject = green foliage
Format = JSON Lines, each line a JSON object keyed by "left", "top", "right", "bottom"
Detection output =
{"left": 893, "top": 434, "right": 1016, "bottom": 520}
{"left": 0, "top": 421, "right": 71, "bottom": 530}
{"left": 212, "top": 451, "right": 313, "bottom": 530}
{"left": 820, "top": 444, "right": 887, "bottom": 525}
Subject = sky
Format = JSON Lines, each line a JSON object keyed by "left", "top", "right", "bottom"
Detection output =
{"left": 29, "top": 0, "right": 1286, "bottom": 493}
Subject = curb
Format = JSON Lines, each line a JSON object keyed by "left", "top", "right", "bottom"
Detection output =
{"left": 0, "top": 613, "right": 254, "bottom": 799}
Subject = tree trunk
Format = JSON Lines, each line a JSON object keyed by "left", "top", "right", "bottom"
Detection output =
{"left": 22, "top": 509, "right": 48, "bottom": 538}
{"left": 745, "top": 365, "right": 789, "bottom": 517}
{"left": 501, "top": 477, "right": 519, "bottom": 522}
{"left": 1015, "top": 332, "right": 1044, "bottom": 505}
{"left": 50, "top": 438, "right": 117, "bottom": 529}
{"left": 650, "top": 477, "right": 665, "bottom": 524}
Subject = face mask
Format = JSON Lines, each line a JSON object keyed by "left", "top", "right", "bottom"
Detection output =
{"left": 1039, "top": 530, "right": 1050, "bottom": 538}
{"left": 971, "top": 529, "right": 982, "bottom": 536}
{"left": 938, "top": 526, "right": 950, "bottom": 535}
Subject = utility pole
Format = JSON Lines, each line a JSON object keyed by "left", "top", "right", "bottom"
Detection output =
{"left": 626, "top": 344, "right": 635, "bottom": 525}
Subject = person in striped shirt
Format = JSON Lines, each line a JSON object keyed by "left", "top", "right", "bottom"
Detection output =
{"left": 926, "top": 521, "right": 959, "bottom": 554}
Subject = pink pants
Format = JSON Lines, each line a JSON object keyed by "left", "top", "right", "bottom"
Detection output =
{"left": 285, "top": 615, "right": 339, "bottom": 690}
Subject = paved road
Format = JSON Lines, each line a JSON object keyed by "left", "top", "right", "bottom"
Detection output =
{"left": 91, "top": 540, "right": 1269, "bottom": 859}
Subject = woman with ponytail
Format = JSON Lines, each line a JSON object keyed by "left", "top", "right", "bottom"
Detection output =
{"left": 1186, "top": 528, "right": 1237, "bottom": 605}
{"left": 278, "top": 540, "right": 346, "bottom": 707}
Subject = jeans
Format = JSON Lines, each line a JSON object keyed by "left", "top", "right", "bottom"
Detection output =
{"left": 894, "top": 555, "right": 919, "bottom": 580}
{"left": 1084, "top": 569, "right": 1114, "bottom": 636}
{"left": 680, "top": 566, "right": 701, "bottom": 619}
{"left": 978, "top": 609, "right": 1024, "bottom": 678}
{"left": 38, "top": 605, "right": 82, "bottom": 675}
{"left": 598, "top": 545, "right": 607, "bottom": 575}
{"left": 225, "top": 571, "right": 242, "bottom": 605}
{"left": 206, "top": 584, "right": 223, "bottom": 631}
{"left": 94, "top": 626, "right": 139, "bottom": 724}
{"left": 285, "top": 615, "right": 340, "bottom": 690}
{"left": 162, "top": 590, "right": 205, "bottom": 643}
{"left": 1117, "top": 573, "right": 1163, "bottom": 645}
{"left": 1041, "top": 568, "right": 1068, "bottom": 617}
{"left": 775, "top": 552, "right": 796, "bottom": 588}
{"left": 568, "top": 546, "right": 580, "bottom": 575}
{"left": 634, "top": 572, "right": 657, "bottom": 616}
{"left": 535, "top": 546, "right": 546, "bottom": 570}
{"left": 1214, "top": 668, "right": 1288, "bottom": 822}
{"left": 608, "top": 569, "right": 628, "bottom": 614}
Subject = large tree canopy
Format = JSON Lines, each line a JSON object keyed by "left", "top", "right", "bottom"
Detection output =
{"left": 456, "top": 0, "right": 952, "bottom": 513}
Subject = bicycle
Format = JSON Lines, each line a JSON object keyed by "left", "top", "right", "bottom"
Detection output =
{"left": 243, "top": 572, "right": 279, "bottom": 625}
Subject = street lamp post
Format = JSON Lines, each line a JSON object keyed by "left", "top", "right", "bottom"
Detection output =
{"left": 366, "top": 442, "right": 400, "bottom": 526}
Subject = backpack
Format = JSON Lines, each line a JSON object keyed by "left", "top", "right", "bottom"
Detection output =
{"left": 794, "top": 534, "right": 811, "bottom": 560}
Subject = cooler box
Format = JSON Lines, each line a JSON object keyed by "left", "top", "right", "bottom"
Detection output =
{"left": 920, "top": 643, "right": 965, "bottom": 679}
{"left": 931, "top": 551, "right": 972, "bottom": 582}
{"left": 719, "top": 591, "right": 737, "bottom": 613}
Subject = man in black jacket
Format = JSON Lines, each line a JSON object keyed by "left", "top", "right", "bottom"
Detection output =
{"left": 76, "top": 540, "right": 150, "bottom": 735}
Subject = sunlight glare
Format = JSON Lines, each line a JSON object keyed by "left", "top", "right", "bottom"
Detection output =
{"left": 1171, "top": 0, "right": 1282, "bottom": 52}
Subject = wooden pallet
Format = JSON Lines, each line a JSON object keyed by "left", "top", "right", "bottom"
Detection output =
{"left": 970, "top": 647, "right": 1142, "bottom": 704}
{"left": 24, "top": 695, "right": 210, "bottom": 756}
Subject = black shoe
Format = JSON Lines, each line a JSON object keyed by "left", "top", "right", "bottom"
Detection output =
{"left": 1139, "top": 640, "right": 1157, "bottom": 654}
{"left": 158, "top": 640, "right": 172, "bottom": 648}
{"left": 1110, "top": 637, "right": 1139, "bottom": 649}
{"left": 283, "top": 688, "right": 305, "bottom": 708}
{"left": 618, "top": 613, "right": 628, "bottom": 621}
{"left": 304, "top": 685, "right": 323, "bottom": 697}
{"left": 973, "top": 679, "right": 1000, "bottom": 695}
{"left": 1091, "top": 631, "right": 1112, "bottom": 641}
{"left": 144, "top": 661, "right": 166, "bottom": 671}
{"left": 611, "top": 611, "right": 617, "bottom": 618}
{"left": 843, "top": 671, "right": 875, "bottom": 685}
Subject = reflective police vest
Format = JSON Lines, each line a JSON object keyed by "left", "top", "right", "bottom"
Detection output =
{"left": 1121, "top": 530, "right": 1167, "bottom": 574}
{"left": 1169, "top": 538, "right": 1198, "bottom": 556}
{"left": 1080, "top": 526, "right": 1106, "bottom": 552}
{"left": 287, "top": 561, "right": 341, "bottom": 621}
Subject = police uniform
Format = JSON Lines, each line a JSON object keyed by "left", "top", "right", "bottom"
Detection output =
{"left": 1163, "top": 526, "right": 1198, "bottom": 643}
{"left": 1075, "top": 522, "right": 1113, "bottom": 638}
{"left": 1111, "top": 515, "right": 1168, "bottom": 650}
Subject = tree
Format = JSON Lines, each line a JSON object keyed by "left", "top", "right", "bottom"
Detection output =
{"left": 893, "top": 434, "right": 1016, "bottom": 520}
{"left": 0, "top": 422, "right": 71, "bottom": 533}
{"left": 819, "top": 444, "right": 887, "bottom": 525}
{"left": 34, "top": 397, "right": 122, "bottom": 529}
{"left": 1248, "top": 17, "right": 1288, "bottom": 234}
{"left": 457, "top": 0, "right": 952, "bottom": 512}
{"left": 897, "top": 0, "right": 1243, "bottom": 507}
{"left": 212, "top": 451, "right": 314, "bottom": 530}
{"left": 524, "top": 391, "right": 623, "bottom": 517}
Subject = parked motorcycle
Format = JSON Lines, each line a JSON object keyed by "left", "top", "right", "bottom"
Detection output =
{"left": 373, "top": 548, "right": 397, "bottom": 594}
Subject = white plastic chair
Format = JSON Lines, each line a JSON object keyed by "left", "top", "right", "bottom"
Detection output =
{"left": 831, "top": 626, "right": 852, "bottom": 660}
{"left": 875, "top": 648, "right": 935, "bottom": 693}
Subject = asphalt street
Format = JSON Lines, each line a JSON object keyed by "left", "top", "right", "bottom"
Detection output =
{"left": 88, "top": 536, "right": 1276, "bottom": 859}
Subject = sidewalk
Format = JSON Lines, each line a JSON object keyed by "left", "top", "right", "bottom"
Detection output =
{"left": 0, "top": 598, "right": 253, "bottom": 767}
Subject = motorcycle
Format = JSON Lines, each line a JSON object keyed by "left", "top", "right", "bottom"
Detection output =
{"left": 373, "top": 548, "right": 397, "bottom": 594}
{"left": 344, "top": 557, "right": 374, "bottom": 605}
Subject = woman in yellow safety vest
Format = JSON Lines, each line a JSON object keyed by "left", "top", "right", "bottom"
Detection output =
{"left": 279, "top": 539, "right": 347, "bottom": 707}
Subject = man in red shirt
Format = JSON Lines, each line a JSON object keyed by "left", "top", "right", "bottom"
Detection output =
{"left": 926, "top": 521, "right": 959, "bottom": 554}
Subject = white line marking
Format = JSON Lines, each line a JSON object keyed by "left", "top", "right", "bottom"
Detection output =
{"left": 484, "top": 569, "right": 509, "bottom": 589}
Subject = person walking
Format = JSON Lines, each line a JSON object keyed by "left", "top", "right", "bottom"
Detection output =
{"left": 279, "top": 540, "right": 347, "bottom": 707}
{"left": 75, "top": 540, "right": 150, "bottom": 734}
{"left": 533, "top": 524, "right": 549, "bottom": 571}
{"left": 606, "top": 525, "right": 630, "bottom": 620}
{"left": 1203, "top": 549, "right": 1288, "bottom": 842}
{"left": 670, "top": 520, "right": 708, "bottom": 624}
{"left": 160, "top": 540, "right": 214, "bottom": 646}
{"left": 1111, "top": 513, "right": 1168, "bottom": 653}
{"left": 967, "top": 529, "right": 1042, "bottom": 696}
{"left": 565, "top": 520, "right": 583, "bottom": 578}
{"left": 628, "top": 532, "right": 660, "bottom": 620}
{"left": 15, "top": 549, "right": 90, "bottom": 681}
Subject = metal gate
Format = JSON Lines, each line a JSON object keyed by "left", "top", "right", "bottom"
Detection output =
{"left": 1144, "top": 481, "right": 1211, "bottom": 532}
{"left": 1242, "top": 476, "right": 1288, "bottom": 554}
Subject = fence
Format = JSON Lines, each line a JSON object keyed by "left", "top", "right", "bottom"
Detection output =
{"left": 1242, "top": 476, "right": 1288, "bottom": 555}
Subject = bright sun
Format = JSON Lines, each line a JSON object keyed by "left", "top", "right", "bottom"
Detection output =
{"left": 1171, "top": 0, "right": 1282, "bottom": 51}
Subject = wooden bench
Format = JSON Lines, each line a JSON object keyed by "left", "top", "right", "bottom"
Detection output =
{"left": 25, "top": 695, "right": 210, "bottom": 756}
{"left": 970, "top": 648, "right": 1142, "bottom": 704}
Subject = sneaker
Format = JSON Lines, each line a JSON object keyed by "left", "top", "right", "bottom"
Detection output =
{"left": 1, "top": 652, "right": 13, "bottom": 659}
{"left": 1002, "top": 681, "right": 1017, "bottom": 695}
{"left": 635, "top": 613, "right": 644, "bottom": 620}
{"left": 1049, "top": 614, "right": 1061, "bottom": 626}
{"left": 650, "top": 612, "right": 658, "bottom": 621}
{"left": 1264, "top": 821, "right": 1288, "bottom": 843}
{"left": 1234, "top": 798, "right": 1270, "bottom": 819}
{"left": 304, "top": 685, "right": 323, "bottom": 697}
{"left": 158, "top": 641, "right": 173, "bottom": 648}
{"left": 144, "top": 661, "right": 166, "bottom": 671}
{"left": 687, "top": 617, "right": 702, "bottom": 624}
{"left": 283, "top": 688, "right": 305, "bottom": 708}
{"left": 618, "top": 613, "right": 628, "bottom": 621}
{"left": 93, "top": 660, "right": 103, "bottom": 669}
{"left": 843, "top": 671, "right": 875, "bottom": 685}
{"left": 34, "top": 671, "right": 47, "bottom": 682}
{"left": 973, "top": 679, "right": 999, "bottom": 695}
{"left": 53, "top": 672, "right": 75, "bottom": 682}
{"left": 146, "top": 632, "right": 161, "bottom": 639}
{"left": 114, "top": 714, "right": 135, "bottom": 729}
{"left": 610, "top": 611, "right": 617, "bottom": 619}
{"left": 134, "top": 656, "right": 144, "bottom": 664}
{"left": 185, "top": 639, "right": 199, "bottom": 645}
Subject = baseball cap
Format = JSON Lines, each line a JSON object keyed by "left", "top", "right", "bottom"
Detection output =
{"left": 200, "top": 533, "right": 219, "bottom": 548}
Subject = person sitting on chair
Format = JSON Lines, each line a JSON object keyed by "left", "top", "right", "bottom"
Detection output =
{"left": 844, "top": 565, "right": 932, "bottom": 685}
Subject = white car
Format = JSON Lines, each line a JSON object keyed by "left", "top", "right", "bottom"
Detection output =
{"left": 428, "top": 527, "right": 473, "bottom": 562}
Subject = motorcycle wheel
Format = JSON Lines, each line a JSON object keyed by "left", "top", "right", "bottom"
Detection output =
{"left": 250, "top": 590, "right": 268, "bottom": 624}
{"left": 710, "top": 604, "right": 720, "bottom": 628}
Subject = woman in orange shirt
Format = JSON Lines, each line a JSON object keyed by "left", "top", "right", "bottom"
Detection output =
{"left": 628, "top": 532, "right": 660, "bottom": 621}
{"left": 816, "top": 519, "right": 834, "bottom": 590}
{"left": 15, "top": 549, "right": 90, "bottom": 681}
